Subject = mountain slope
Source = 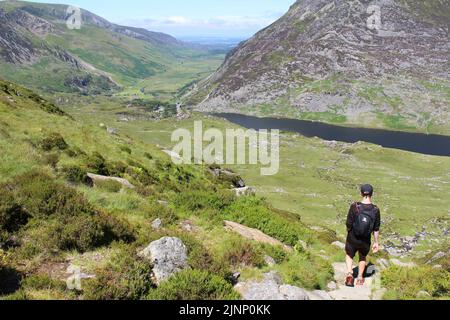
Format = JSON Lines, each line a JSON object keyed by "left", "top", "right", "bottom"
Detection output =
{"left": 0, "top": 1, "right": 215, "bottom": 95}
{"left": 188, "top": 0, "right": 450, "bottom": 134}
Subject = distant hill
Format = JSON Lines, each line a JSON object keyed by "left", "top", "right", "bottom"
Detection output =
{"left": 187, "top": 0, "right": 450, "bottom": 134}
{"left": 0, "top": 0, "right": 211, "bottom": 94}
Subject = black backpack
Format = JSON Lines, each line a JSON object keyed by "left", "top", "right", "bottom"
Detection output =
{"left": 352, "top": 203, "right": 376, "bottom": 239}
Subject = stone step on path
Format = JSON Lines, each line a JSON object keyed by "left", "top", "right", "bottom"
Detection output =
{"left": 328, "top": 263, "right": 386, "bottom": 300}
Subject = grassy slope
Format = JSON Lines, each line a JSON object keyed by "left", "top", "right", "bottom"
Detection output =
{"left": 0, "top": 80, "right": 340, "bottom": 300}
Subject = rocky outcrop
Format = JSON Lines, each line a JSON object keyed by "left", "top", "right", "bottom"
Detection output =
{"left": 8, "top": 9, "right": 54, "bottom": 36}
{"left": 138, "top": 237, "right": 189, "bottom": 285}
{"left": 0, "top": 9, "right": 37, "bottom": 64}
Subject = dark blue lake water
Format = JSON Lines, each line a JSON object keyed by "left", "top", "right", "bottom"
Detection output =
{"left": 212, "top": 113, "right": 450, "bottom": 157}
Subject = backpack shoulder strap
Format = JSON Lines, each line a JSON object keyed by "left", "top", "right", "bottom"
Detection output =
{"left": 355, "top": 202, "right": 361, "bottom": 214}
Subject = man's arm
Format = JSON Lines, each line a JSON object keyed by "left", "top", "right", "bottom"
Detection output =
{"left": 346, "top": 204, "right": 355, "bottom": 232}
{"left": 372, "top": 209, "right": 381, "bottom": 253}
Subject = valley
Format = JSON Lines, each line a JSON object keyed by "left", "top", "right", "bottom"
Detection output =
{"left": 0, "top": 0, "right": 449, "bottom": 301}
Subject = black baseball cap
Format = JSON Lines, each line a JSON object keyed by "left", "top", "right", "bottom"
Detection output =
{"left": 361, "top": 184, "right": 374, "bottom": 196}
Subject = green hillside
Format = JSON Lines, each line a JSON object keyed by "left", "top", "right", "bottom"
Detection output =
{"left": 0, "top": 79, "right": 346, "bottom": 300}
{"left": 0, "top": 1, "right": 224, "bottom": 99}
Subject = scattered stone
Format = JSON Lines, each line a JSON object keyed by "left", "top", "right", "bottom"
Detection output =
{"left": 224, "top": 220, "right": 293, "bottom": 252}
{"left": 297, "top": 240, "right": 308, "bottom": 251}
{"left": 323, "top": 140, "right": 339, "bottom": 149}
{"left": 279, "top": 285, "right": 310, "bottom": 300}
{"left": 210, "top": 168, "right": 246, "bottom": 188}
{"left": 107, "top": 127, "right": 118, "bottom": 135}
{"left": 332, "top": 241, "right": 346, "bottom": 250}
{"left": 417, "top": 291, "right": 431, "bottom": 299}
{"left": 264, "top": 255, "right": 277, "bottom": 266}
{"left": 234, "top": 186, "right": 255, "bottom": 197}
{"left": 138, "top": 237, "right": 188, "bottom": 285}
{"left": 389, "top": 259, "right": 416, "bottom": 268}
{"left": 157, "top": 200, "right": 169, "bottom": 207}
{"left": 307, "top": 290, "right": 333, "bottom": 300}
{"left": 377, "top": 258, "right": 390, "bottom": 270}
{"left": 180, "top": 220, "right": 197, "bottom": 233}
{"left": 432, "top": 265, "right": 442, "bottom": 269}
{"left": 426, "top": 252, "right": 446, "bottom": 264}
{"left": 87, "top": 173, "right": 135, "bottom": 189}
{"left": 151, "top": 218, "right": 162, "bottom": 230}
{"left": 327, "top": 281, "right": 338, "bottom": 291}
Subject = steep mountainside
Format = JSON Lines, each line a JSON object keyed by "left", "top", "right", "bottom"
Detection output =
{"left": 188, "top": 0, "right": 450, "bottom": 134}
{"left": 0, "top": 1, "right": 212, "bottom": 95}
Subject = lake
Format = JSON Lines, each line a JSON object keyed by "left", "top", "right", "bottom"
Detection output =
{"left": 212, "top": 113, "right": 450, "bottom": 157}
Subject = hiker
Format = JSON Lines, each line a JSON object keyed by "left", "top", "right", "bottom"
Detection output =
{"left": 345, "top": 184, "right": 381, "bottom": 287}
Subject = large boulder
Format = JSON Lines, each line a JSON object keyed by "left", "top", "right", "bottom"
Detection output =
{"left": 138, "top": 237, "right": 188, "bottom": 285}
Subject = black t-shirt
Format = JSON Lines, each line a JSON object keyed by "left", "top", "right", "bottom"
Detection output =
{"left": 346, "top": 202, "right": 381, "bottom": 243}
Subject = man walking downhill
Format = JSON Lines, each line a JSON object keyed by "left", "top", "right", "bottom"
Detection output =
{"left": 345, "top": 184, "right": 381, "bottom": 287}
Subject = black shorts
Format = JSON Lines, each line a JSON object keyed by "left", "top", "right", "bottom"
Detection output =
{"left": 345, "top": 233, "right": 371, "bottom": 262}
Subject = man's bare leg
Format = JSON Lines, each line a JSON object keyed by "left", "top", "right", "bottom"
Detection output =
{"left": 346, "top": 255, "right": 354, "bottom": 275}
{"left": 358, "top": 260, "right": 366, "bottom": 280}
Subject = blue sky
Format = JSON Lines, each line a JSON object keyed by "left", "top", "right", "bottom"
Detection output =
{"left": 27, "top": 0, "right": 296, "bottom": 37}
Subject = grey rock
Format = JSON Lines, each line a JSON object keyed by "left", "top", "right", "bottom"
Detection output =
{"left": 264, "top": 255, "right": 277, "bottom": 266}
{"left": 279, "top": 285, "right": 309, "bottom": 300}
{"left": 307, "top": 290, "right": 333, "bottom": 301}
{"left": 427, "top": 252, "right": 446, "bottom": 264}
{"left": 332, "top": 241, "right": 346, "bottom": 250}
{"left": 157, "top": 200, "right": 169, "bottom": 207}
{"left": 432, "top": 265, "right": 442, "bottom": 270}
{"left": 138, "top": 237, "right": 188, "bottom": 285}
{"left": 107, "top": 127, "right": 118, "bottom": 135}
{"left": 327, "top": 281, "right": 337, "bottom": 291}
{"left": 151, "top": 218, "right": 162, "bottom": 230}
{"left": 390, "top": 259, "right": 416, "bottom": 268}
{"left": 235, "top": 272, "right": 311, "bottom": 301}
{"left": 417, "top": 291, "right": 431, "bottom": 299}
{"left": 377, "top": 258, "right": 390, "bottom": 270}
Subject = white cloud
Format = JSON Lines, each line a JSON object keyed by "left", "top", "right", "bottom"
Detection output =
{"left": 118, "top": 12, "right": 284, "bottom": 37}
